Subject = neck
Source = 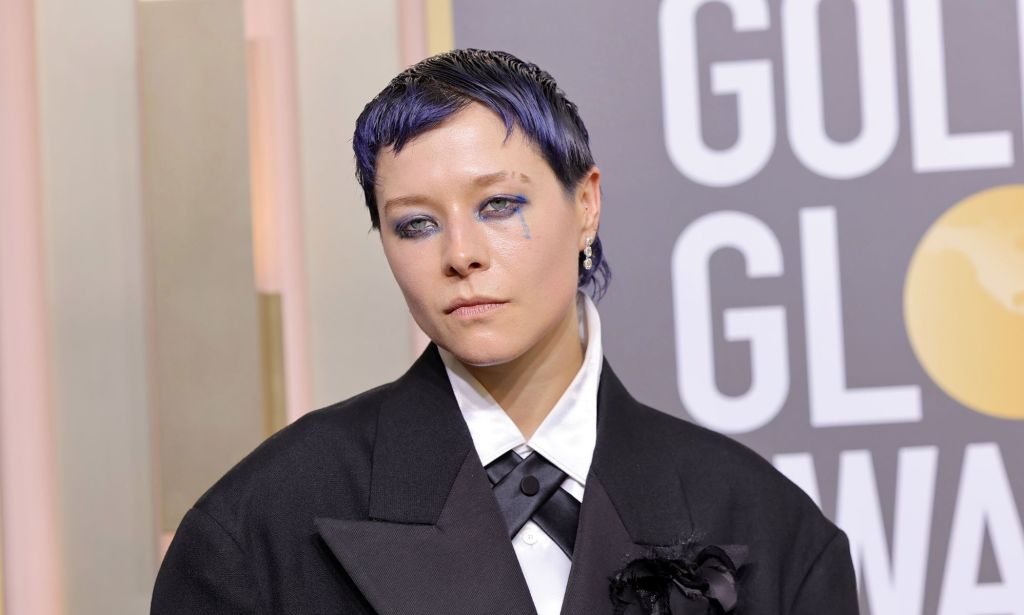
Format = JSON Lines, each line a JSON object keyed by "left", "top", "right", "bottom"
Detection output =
{"left": 465, "top": 301, "right": 584, "bottom": 439}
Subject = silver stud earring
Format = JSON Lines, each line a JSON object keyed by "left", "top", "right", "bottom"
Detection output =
{"left": 582, "top": 237, "right": 594, "bottom": 271}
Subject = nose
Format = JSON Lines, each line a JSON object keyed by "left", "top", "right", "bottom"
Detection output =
{"left": 443, "top": 215, "right": 490, "bottom": 278}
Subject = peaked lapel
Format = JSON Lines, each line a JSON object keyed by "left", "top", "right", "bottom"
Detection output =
{"left": 559, "top": 474, "right": 647, "bottom": 614}
{"left": 589, "top": 361, "right": 695, "bottom": 544}
{"left": 560, "top": 361, "right": 696, "bottom": 614}
{"left": 315, "top": 346, "right": 536, "bottom": 615}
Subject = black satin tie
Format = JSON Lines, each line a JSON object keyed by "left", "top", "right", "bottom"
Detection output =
{"left": 485, "top": 450, "right": 581, "bottom": 557}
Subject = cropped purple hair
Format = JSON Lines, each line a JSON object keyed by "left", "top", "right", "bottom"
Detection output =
{"left": 352, "top": 48, "right": 610, "bottom": 298}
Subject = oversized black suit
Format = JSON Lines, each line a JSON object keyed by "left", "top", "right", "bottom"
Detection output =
{"left": 151, "top": 345, "right": 858, "bottom": 614}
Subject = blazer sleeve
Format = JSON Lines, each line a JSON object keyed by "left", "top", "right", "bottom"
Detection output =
{"left": 151, "top": 506, "right": 260, "bottom": 615}
{"left": 789, "top": 528, "right": 859, "bottom": 614}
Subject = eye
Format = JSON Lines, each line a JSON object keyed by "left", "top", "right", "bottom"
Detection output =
{"left": 479, "top": 195, "right": 526, "bottom": 218}
{"left": 395, "top": 216, "right": 438, "bottom": 239}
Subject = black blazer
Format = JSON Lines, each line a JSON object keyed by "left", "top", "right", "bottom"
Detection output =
{"left": 152, "top": 345, "right": 858, "bottom": 614}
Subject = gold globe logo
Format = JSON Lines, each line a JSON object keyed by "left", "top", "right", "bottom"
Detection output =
{"left": 904, "top": 184, "right": 1024, "bottom": 419}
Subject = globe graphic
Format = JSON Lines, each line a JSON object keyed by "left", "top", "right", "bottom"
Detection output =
{"left": 904, "top": 184, "right": 1024, "bottom": 419}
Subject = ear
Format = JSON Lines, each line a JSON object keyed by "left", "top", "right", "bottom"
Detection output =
{"left": 575, "top": 166, "right": 602, "bottom": 251}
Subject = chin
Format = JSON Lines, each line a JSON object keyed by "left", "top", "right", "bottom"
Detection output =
{"left": 436, "top": 336, "right": 524, "bottom": 368}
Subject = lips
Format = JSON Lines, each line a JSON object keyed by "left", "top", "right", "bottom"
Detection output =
{"left": 444, "top": 297, "right": 508, "bottom": 316}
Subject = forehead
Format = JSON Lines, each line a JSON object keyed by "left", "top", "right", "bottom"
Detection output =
{"left": 374, "top": 103, "right": 554, "bottom": 196}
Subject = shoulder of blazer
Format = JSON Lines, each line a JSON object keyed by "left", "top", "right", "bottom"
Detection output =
{"left": 651, "top": 398, "right": 823, "bottom": 515}
{"left": 188, "top": 379, "right": 395, "bottom": 539}
{"left": 594, "top": 364, "right": 831, "bottom": 547}
{"left": 596, "top": 365, "right": 851, "bottom": 609}
{"left": 633, "top": 400, "right": 804, "bottom": 500}
{"left": 185, "top": 344, "right": 468, "bottom": 540}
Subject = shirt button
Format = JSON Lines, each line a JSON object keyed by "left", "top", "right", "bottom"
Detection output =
{"left": 523, "top": 531, "right": 538, "bottom": 545}
{"left": 520, "top": 475, "right": 540, "bottom": 496}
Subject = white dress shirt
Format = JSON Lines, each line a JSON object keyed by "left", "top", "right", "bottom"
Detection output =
{"left": 438, "top": 291, "right": 603, "bottom": 615}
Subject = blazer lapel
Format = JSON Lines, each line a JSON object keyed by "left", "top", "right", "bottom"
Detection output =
{"left": 590, "top": 361, "right": 694, "bottom": 544}
{"left": 316, "top": 452, "right": 536, "bottom": 615}
{"left": 315, "top": 346, "right": 536, "bottom": 615}
{"left": 560, "top": 361, "right": 696, "bottom": 615}
{"left": 315, "top": 350, "right": 694, "bottom": 613}
{"left": 560, "top": 474, "right": 648, "bottom": 615}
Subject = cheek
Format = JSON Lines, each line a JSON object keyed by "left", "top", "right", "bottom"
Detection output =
{"left": 493, "top": 211, "right": 579, "bottom": 289}
{"left": 382, "top": 240, "right": 433, "bottom": 309}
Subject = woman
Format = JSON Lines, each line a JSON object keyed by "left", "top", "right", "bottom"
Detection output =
{"left": 152, "top": 49, "right": 858, "bottom": 615}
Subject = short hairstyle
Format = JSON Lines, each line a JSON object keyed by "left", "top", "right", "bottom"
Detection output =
{"left": 352, "top": 48, "right": 610, "bottom": 298}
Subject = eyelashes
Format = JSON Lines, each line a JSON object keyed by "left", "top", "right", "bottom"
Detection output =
{"left": 477, "top": 195, "right": 527, "bottom": 219}
{"left": 393, "top": 216, "right": 438, "bottom": 238}
{"left": 393, "top": 195, "right": 528, "bottom": 239}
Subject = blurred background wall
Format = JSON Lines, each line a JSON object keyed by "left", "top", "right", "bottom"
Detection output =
{"left": 1, "top": 1, "right": 431, "bottom": 613}
{"left": 1, "top": 1, "right": 1022, "bottom": 614}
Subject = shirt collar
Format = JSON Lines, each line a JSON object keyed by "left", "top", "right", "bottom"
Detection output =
{"left": 439, "top": 291, "right": 603, "bottom": 487}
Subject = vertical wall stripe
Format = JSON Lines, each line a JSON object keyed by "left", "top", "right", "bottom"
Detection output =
{"left": 258, "top": 292, "right": 289, "bottom": 434}
{"left": 397, "top": 0, "right": 427, "bottom": 67}
{"left": 293, "top": 0, "right": 413, "bottom": 408}
{"left": 245, "top": 0, "right": 313, "bottom": 424}
{"left": 425, "top": 0, "right": 454, "bottom": 55}
{"left": 0, "top": 1, "right": 64, "bottom": 613}
{"left": 35, "top": 0, "right": 158, "bottom": 609}
{"left": 139, "top": 0, "right": 263, "bottom": 538}
{"left": 246, "top": 36, "right": 289, "bottom": 435}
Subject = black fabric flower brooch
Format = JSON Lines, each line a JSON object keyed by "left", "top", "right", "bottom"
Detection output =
{"left": 609, "top": 540, "right": 747, "bottom": 614}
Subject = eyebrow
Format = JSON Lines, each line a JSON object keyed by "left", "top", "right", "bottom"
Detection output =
{"left": 381, "top": 194, "right": 432, "bottom": 210}
{"left": 382, "top": 171, "right": 531, "bottom": 211}
{"left": 473, "top": 170, "right": 531, "bottom": 187}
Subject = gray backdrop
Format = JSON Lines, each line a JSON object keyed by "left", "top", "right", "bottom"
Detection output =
{"left": 454, "top": 1, "right": 1024, "bottom": 613}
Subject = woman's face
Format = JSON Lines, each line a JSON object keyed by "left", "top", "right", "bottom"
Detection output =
{"left": 375, "top": 103, "right": 600, "bottom": 367}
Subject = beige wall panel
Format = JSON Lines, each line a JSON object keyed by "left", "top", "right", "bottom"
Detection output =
{"left": 294, "top": 0, "right": 413, "bottom": 408}
{"left": 33, "top": 0, "right": 157, "bottom": 612}
{"left": 138, "top": 0, "right": 264, "bottom": 532}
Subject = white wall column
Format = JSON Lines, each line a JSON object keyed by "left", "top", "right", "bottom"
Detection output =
{"left": 0, "top": 1, "right": 63, "bottom": 613}
{"left": 33, "top": 0, "right": 158, "bottom": 612}
{"left": 293, "top": 0, "right": 412, "bottom": 407}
